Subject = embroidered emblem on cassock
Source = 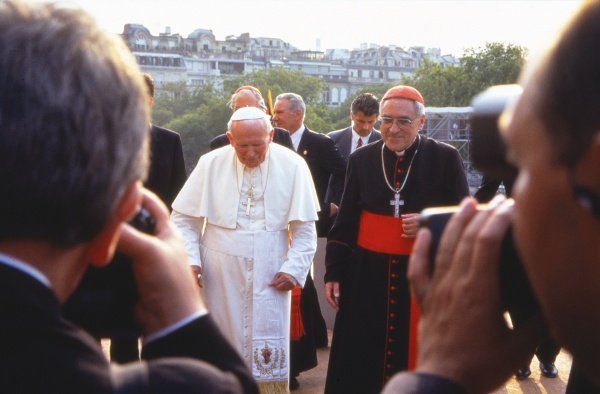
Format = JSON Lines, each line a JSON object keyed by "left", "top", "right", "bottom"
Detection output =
{"left": 253, "top": 342, "right": 286, "bottom": 377}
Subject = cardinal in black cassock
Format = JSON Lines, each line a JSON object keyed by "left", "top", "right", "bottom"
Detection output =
{"left": 324, "top": 85, "right": 470, "bottom": 394}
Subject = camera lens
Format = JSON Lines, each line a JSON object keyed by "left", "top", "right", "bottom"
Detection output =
{"left": 129, "top": 208, "right": 156, "bottom": 234}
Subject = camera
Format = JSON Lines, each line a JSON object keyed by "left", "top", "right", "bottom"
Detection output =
{"left": 63, "top": 208, "right": 155, "bottom": 339}
{"left": 419, "top": 205, "right": 538, "bottom": 318}
{"left": 470, "top": 84, "right": 521, "bottom": 181}
{"left": 419, "top": 85, "right": 539, "bottom": 320}
{"left": 128, "top": 206, "right": 156, "bottom": 234}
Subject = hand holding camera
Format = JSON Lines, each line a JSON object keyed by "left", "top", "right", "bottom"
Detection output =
{"left": 407, "top": 86, "right": 546, "bottom": 392}
{"left": 410, "top": 196, "right": 544, "bottom": 393}
{"left": 418, "top": 200, "right": 538, "bottom": 317}
{"left": 417, "top": 85, "right": 539, "bottom": 318}
{"left": 65, "top": 189, "right": 205, "bottom": 339}
{"left": 117, "top": 189, "right": 206, "bottom": 337}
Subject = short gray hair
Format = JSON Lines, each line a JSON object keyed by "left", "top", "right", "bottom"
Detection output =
{"left": 275, "top": 92, "right": 306, "bottom": 117}
{"left": 415, "top": 101, "right": 426, "bottom": 117}
{"left": 0, "top": 1, "right": 149, "bottom": 245}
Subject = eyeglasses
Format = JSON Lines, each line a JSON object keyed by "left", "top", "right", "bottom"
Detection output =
{"left": 379, "top": 115, "right": 419, "bottom": 129}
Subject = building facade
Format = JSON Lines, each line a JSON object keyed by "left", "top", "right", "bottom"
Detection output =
{"left": 120, "top": 24, "right": 459, "bottom": 107}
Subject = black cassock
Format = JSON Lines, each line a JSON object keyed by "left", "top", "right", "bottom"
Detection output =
{"left": 324, "top": 136, "right": 469, "bottom": 394}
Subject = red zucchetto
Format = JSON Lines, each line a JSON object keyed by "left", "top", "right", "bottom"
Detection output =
{"left": 381, "top": 85, "right": 425, "bottom": 105}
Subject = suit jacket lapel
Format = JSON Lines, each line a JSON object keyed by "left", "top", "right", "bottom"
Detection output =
{"left": 368, "top": 129, "right": 381, "bottom": 143}
{"left": 297, "top": 126, "right": 310, "bottom": 156}
{"left": 340, "top": 127, "right": 353, "bottom": 158}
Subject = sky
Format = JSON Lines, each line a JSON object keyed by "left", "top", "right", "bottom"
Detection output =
{"left": 42, "top": 0, "right": 582, "bottom": 57}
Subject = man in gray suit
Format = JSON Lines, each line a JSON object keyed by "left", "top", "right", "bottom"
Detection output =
{"left": 326, "top": 93, "right": 381, "bottom": 218}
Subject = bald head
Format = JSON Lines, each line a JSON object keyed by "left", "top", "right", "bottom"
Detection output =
{"left": 229, "top": 87, "right": 267, "bottom": 113}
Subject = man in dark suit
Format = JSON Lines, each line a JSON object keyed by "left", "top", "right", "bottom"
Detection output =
{"left": 144, "top": 73, "right": 188, "bottom": 208}
{"left": 326, "top": 93, "right": 382, "bottom": 217}
{"left": 273, "top": 93, "right": 346, "bottom": 235}
{"left": 0, "top": 2, "right": 256, "bottom": 393}
{"left": 209, "top": 85, "right": 294, "bottom": 150}
{"left": 273, "top": 92, "right": 346, "bottom": 389}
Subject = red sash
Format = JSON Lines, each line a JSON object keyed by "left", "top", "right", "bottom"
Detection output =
{"left": 357, "top": 210, "right": 419, "bottom": 371}
{"left": 357, "top": 211, "right": 415, "bottom": 255}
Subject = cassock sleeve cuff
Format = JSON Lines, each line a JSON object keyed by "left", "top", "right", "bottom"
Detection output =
{"left": 324, "top": 240, "right": 353, "bottom": 283}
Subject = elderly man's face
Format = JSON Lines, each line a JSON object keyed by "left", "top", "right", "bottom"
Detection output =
{"left": 227, "top": 119, "right": 273, "bottom": 167}
{"left": 379, "top": 98, "right": 424, "bottom": 152}
{"left": 272, "top": 99, "right": 302, "bottom": 133}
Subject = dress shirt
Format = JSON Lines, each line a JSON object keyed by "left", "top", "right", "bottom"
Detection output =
{"left": 290, "top": 125, "right": 306, "bottom": 152}
{"left": 351, "top": 129, "right": 373, "bottom": 154}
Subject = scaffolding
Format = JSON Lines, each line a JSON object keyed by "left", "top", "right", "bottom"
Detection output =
{"left": 422, "top": 107, "right": 481, "bottom": 192}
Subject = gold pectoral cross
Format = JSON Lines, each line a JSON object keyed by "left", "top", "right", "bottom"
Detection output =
{"left": 390, "top": 192, "right": 404, "bottom": 218}
{"left": 242, "top": 186, "right": 254, "bottom": 216}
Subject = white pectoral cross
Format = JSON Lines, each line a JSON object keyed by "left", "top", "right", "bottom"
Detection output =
{"left": 242, "top": 186, "right": 254, "bottom": 216}
{"left": 390, "top": 192, "right": 404, "bottom": 218}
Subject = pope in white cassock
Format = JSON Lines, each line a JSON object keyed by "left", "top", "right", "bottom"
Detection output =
{"left": 171, "top": 107, "right": 319, "bottom": 392}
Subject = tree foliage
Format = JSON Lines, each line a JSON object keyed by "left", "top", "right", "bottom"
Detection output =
{"left": 402, "top": 60, "right": 470, "bottom": 106}
{"left": 153, "top": 82, "right": 229, "bottom": 172}
{"left": 403, "top": 43, "right": 527, "bottom": 106}
{"left": 461, "top": 42, "right": 525, "bottom": 93}
{"left": 166, "top": 100, "right": 231, "bottom": 174}
{"left": 152, "top": 69, "right": 332, "bottom": 169}
{"left": 224, "top": 67, "right": 327, "bottom": 105}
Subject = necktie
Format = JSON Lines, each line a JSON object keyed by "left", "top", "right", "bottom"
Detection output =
{"left": 356, "top": 138, "right": 363, "bottom": 150}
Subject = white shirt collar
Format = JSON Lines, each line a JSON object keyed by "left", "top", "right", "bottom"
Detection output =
{"left": 290, "top": 125, "right": 305, "bottom": 152}
{"left": 0, "top": 252, "right": 51, "bottom": 288}
{"left": 351, "top": 128, "right": 372, "bottom": 153}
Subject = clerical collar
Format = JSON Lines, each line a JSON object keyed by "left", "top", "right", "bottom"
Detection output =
{"left": 384, "top": 135, "right": 420, "bottom": 157}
